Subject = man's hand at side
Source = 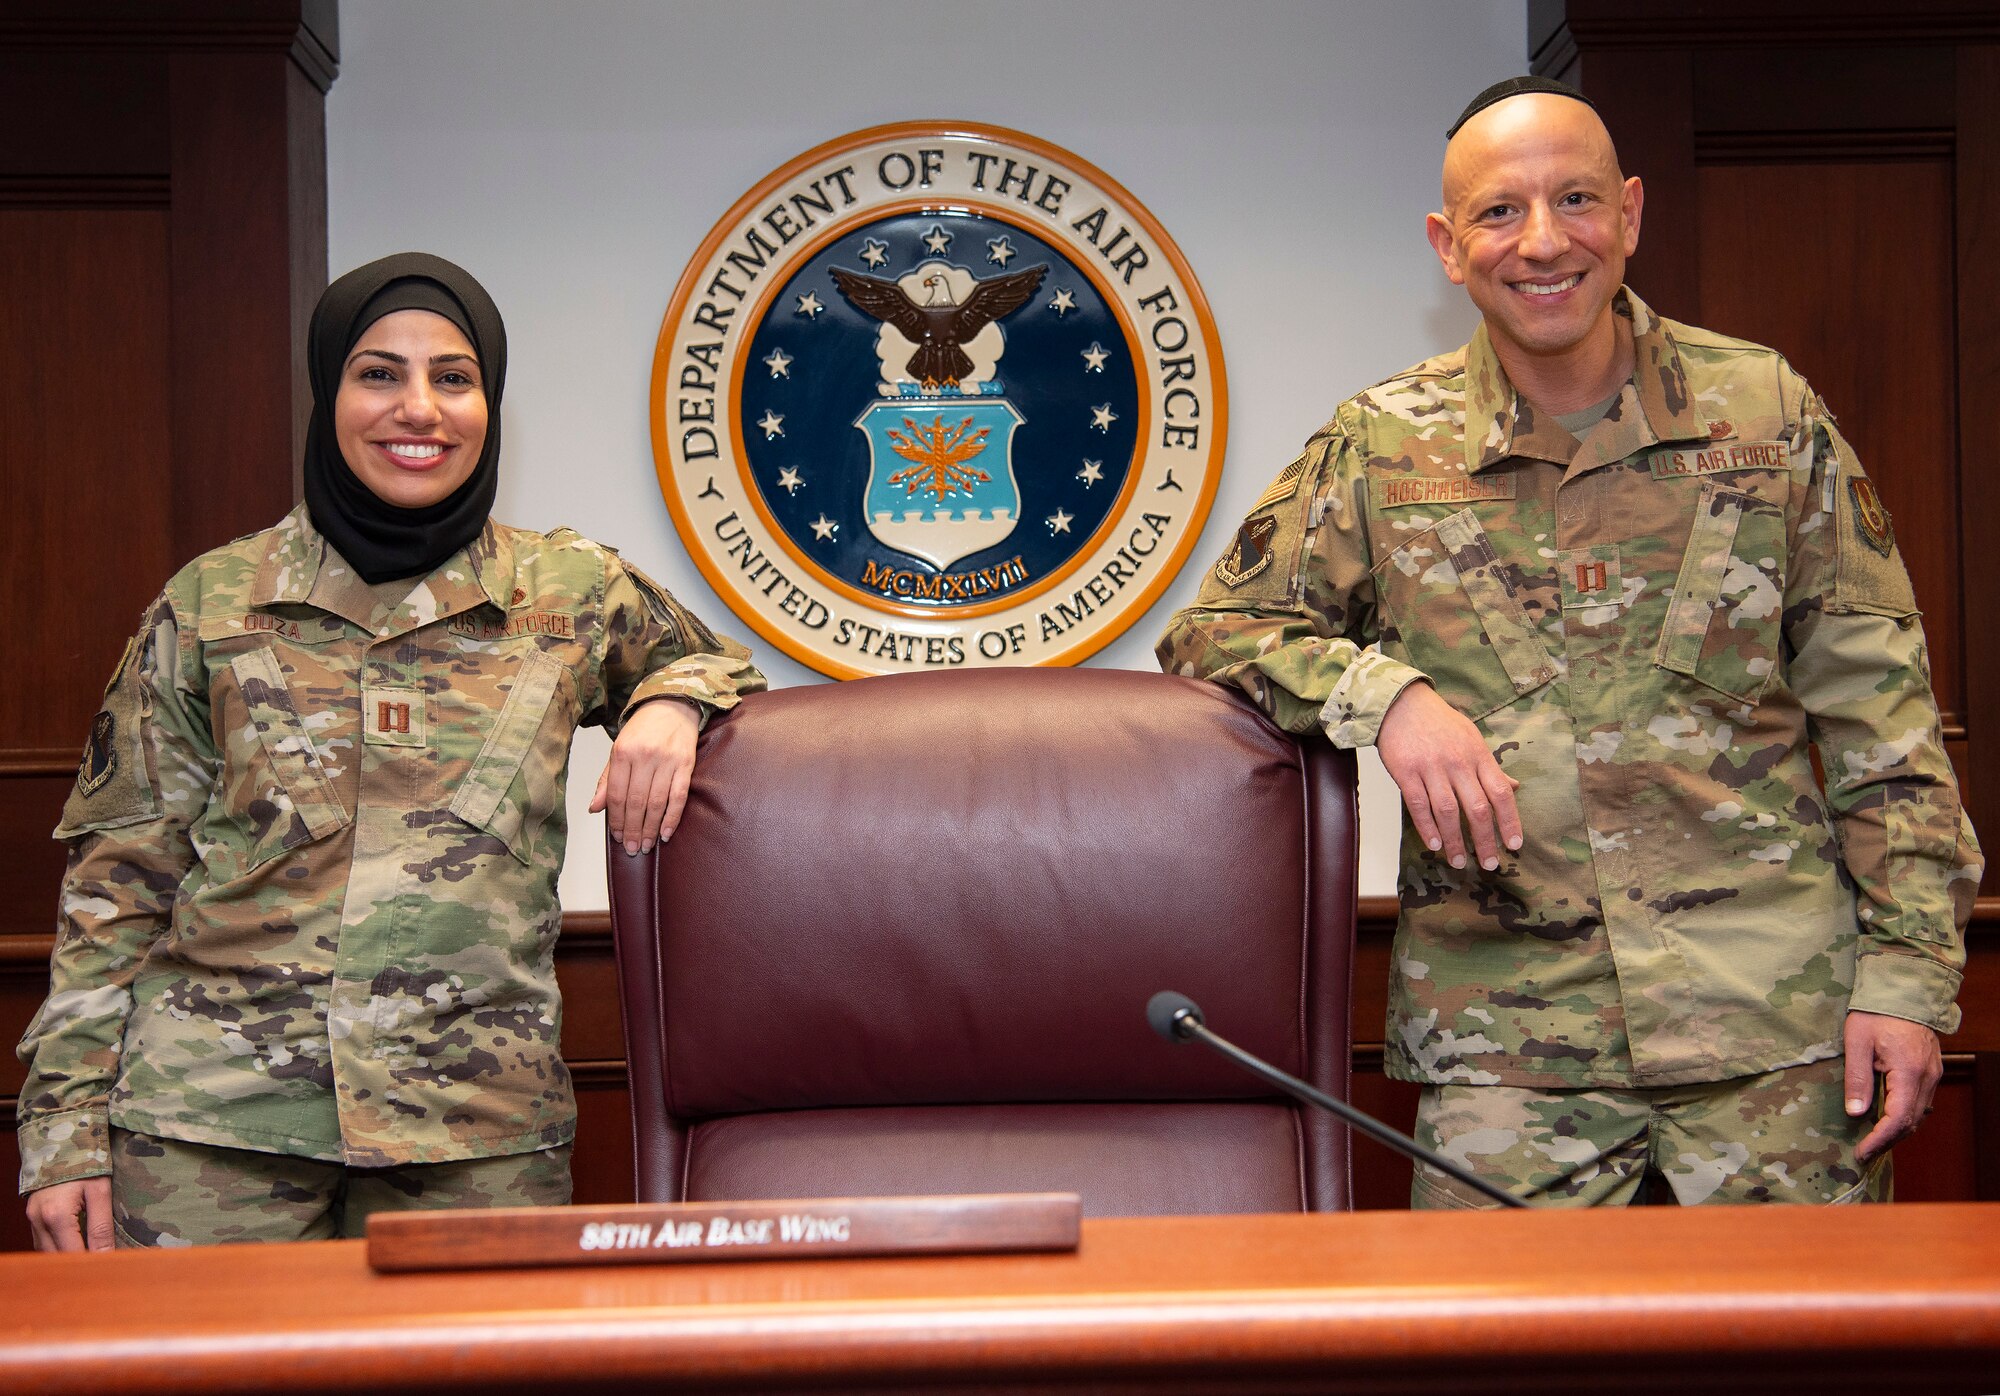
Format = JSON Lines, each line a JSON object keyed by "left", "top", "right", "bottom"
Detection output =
{"left": 1846, "top": 1010, "right": 1943, "bottom": 1162}
{"left": 26, "top": 1177, "right": 113, "bottom": 1252}
{"left": 1377, "top": 681, "right": 1523, "bottom": 871}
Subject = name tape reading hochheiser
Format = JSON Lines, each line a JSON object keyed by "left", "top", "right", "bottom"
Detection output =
{"left": 365, "top": 1192, "right": 1082, "bottom": 1272}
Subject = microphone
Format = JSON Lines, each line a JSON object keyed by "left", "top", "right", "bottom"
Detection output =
{"left": 1145, "top": 990, "right": 1528, "bottom": 1209}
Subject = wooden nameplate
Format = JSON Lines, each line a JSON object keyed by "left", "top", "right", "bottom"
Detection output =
{"left": 365, "top": 1191, "right": 1082, "bottom": 1272}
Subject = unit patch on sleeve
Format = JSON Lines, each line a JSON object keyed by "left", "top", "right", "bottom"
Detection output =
{"left": 77, "top": 711, "right": 118, "bottom": 796}
{"left": 1214, "top": 515, "right": 1279, "bottom": 588}
{"left": 1847, "top": 477, "right": 1895, "bottom": 557}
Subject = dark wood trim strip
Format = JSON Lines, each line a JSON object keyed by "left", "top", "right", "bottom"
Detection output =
{"left": 0, "top": 175, "right": 169, "bottom": 208}
{"left": 556, "top": 897, "right": 2000, "bottom": 945}
{"left": 0, "top": 2, "right": 339, "bottom": 91}
{"left": 0, "top": 750, "right": 80, "bottom": 777}
{"left": 0, "top": 937, "right": 53, "bottom": 967}
{"left": 563, "top": 911, "right": 613, "bottom": 941}
{"left": 1695, "top": 129, "right": 1955, "bottom": 163}
{"left": 1549, "top": 1, "right": 2000, "bottom": 47}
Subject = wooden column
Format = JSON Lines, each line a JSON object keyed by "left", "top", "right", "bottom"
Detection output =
{"left": 0, "top": 0, "right": 338, "bottom": 1251}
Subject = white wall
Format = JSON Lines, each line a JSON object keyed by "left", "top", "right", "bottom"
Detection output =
{"left": 327, "top": 0, "right": 1529, "bottom": 909}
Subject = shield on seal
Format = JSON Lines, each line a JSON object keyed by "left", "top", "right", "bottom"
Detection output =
{"left": 853, "top": 396, "right": 1025, "bottom": 570}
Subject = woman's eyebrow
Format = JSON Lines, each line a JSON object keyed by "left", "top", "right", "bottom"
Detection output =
{"left": 344, "top": 348, "right": 480, "bottom": 367}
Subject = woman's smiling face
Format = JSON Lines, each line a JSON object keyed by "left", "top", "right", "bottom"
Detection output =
{"left": 333, "top": 309, "right": 488, "bottom": 509}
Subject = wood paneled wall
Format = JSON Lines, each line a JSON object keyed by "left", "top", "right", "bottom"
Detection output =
{"left": 0, "top": 1, "right": 337, "bottom": 1249}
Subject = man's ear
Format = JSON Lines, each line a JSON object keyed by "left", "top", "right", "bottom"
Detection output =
{"left": 1425, "top": 211, "right": 1466, "bottom": 286}
{"left": 1621, "top": 175, "right": 1644, "bottom": 257}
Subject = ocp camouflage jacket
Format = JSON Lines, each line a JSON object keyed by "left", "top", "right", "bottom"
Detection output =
{"left": 18, "top": 505, "right": 765, "bottom": 1191}
{"left": 1160, "top": 290, "right": 1981, "bottom": 1088}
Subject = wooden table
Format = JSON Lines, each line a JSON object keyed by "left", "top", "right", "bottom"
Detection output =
{"left": 4, "top": 1206, "right": 1999, "bottom": 1393}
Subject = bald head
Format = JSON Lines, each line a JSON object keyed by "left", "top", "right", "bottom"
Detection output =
{"left": 1441, "top": 92, "right": 1624, "bottom": 215}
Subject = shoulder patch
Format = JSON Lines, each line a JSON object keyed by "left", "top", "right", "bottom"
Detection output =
{"left": 1847, "top": 477, "right": 1894, "bottom": 557}
{"left": 626, "top": 564, "right": 720, "bottom": 651}
{"left": 1252, "top": 451, "right": 1311, "bottom": 511}
{"left": 1214, "top": 516, "right": 1279, "bottom": 588}
{"left": 77, "top": 711, "right": 118, "bottom": 796}
{"left": 1825, "top": 420, "right": 1917, "bottom": 618}
{"left": 58, "top": 635, "right": 159, "bottom": 835}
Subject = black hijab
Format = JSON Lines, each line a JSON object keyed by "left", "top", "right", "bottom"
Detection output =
{"left": 303, "top": 252, "right": 507, "bottom": 583}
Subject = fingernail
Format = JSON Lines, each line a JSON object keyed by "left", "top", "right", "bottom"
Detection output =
{"left": 1482, "top": 857, "right": 1498, "bottom": 871}
{"left": 1507, "top": 837, "right": 1522, "bottom": 850}
{"left": 1427, "top": 839, "right": 1442, "bottom": 852}
{"left": 1847, "top": 1099, "right": 1867, "bottom": 1114}
{"left": 641, "top": 839, "right": 655, "bottom": 853}
{"left": 626, "top": 840, "right": 640, "bottom": 856}
{"left": 1450, "top": 854, "right": 1466, "bottom": 869}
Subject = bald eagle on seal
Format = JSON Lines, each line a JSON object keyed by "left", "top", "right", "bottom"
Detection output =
{"left": 831, "top": 263, "right": 1049, "bottom": 388}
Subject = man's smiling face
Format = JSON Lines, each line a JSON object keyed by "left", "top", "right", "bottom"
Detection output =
{"left": 1425, "top": 92, "right": 1643, "bottom": 376}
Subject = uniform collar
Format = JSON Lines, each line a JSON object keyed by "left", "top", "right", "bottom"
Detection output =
{"left": 252, "top": 502, "right": 514, "bottom": 635}
{"left": 1463, "top": 287, "right": 1710, "bottom": 477}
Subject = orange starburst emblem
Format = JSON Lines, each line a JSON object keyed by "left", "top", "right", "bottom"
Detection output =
{"left": 885, "top": 415, "right": 992, "bottom": 502}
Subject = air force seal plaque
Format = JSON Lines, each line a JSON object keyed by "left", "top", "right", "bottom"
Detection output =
{"left": 652, "top": 122, "right": 1226, "bottom": 678}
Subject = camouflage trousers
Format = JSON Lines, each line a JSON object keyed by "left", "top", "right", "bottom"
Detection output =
{"left": 1409, "top": 1057, "right": 1889, "bottom": 1208}
{"left": 109, "top": 1128, "right": 572, "bottom": 1246}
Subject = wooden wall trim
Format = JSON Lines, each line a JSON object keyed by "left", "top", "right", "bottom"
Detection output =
{"left": 0, "top": 0, "right": 339, "bottom": 91}
{"left": 1533, "top": 0, "right": 2000, "bottom": 49}
{"left": 1695, "top": 129, "right": 1956, "bottom": 163}
{"left": 562, "top": 896, "right": 2000, "bottom": 945}
{"left": 0, "top": 752, "right": 83, "bottom": 778}
{"left": 0, "top": 175, "right": 168, "bottom": 207}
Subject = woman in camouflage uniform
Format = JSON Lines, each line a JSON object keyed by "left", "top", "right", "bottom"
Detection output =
{"left": 19, "top": 254, "right": 765, "bottom": 1248}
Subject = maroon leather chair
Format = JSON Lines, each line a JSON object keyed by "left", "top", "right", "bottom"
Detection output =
{"left": 607, "top": 667, "right": 1359, "bottom": 1215}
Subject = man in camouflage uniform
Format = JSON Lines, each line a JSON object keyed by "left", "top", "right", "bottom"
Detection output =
{"left": 1158, "top": 78, "right": 1980, "bottom": 1205}
{"left": 18, "top": 502, "right": 763, "bottom": 1244}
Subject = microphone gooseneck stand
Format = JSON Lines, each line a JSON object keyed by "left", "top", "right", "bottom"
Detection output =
{"left": 1146, "top": 989, "right": 1529, "bottom": 1209}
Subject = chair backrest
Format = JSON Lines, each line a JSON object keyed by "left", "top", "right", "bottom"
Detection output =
{"left": 607, "top": 667, "right": 1358, "bottom": 1215}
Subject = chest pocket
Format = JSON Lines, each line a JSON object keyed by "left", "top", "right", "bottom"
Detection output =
{"left": 1373, "top": 508, "right": 1559, "bottom": 722}
{"left": 447, "top": 650, "right": 576, "bottom": 865}
{"left": 1656, "top": 479, "right": 1788, "bottom": 702}
{"left": 224, "top": 646, "right": 350, "bottom": 875}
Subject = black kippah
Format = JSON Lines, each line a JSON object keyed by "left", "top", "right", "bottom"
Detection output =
{"left": 1448, "top": 75, "right": 1597, "bottom": 139}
